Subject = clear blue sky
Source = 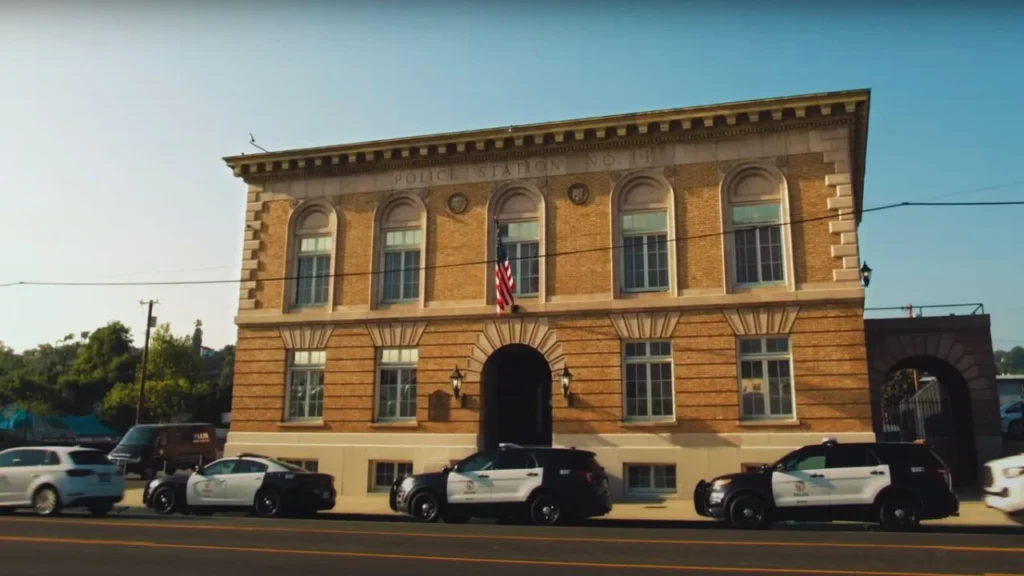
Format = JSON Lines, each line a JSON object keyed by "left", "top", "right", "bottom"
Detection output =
{"left": 1, "top": 1, "right": 1022, "bottom": 353}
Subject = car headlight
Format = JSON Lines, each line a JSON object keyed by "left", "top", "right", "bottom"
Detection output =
{"left": 711, "top": 478, "right": 731, "bottom": 490}
{"left": 148, "top": 479, "right": 161, "bottom": 490}
{"left": 1005, "top": 467, "right": 1024, "bottom": 479}
{"left": 401, "top": 476, "right": 414, "bottom": 490}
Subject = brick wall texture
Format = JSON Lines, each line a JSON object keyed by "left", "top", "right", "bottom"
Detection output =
{"left": 232, "top": 301, "right": 869, "bottom": 434}
{"left": 232, "top": 149, "right": 871, "bottom": 435}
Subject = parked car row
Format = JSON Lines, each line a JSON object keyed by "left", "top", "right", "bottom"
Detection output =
{"left": 3, "top": 435, "right": 1022, "bottom": 530}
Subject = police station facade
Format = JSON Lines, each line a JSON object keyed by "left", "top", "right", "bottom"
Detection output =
{"left": 223, "top": 89, "right": 874, "bottom": 500}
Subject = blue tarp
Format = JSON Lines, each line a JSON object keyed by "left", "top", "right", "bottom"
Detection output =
{"left": 58, "top": 415, "right": 116, "bottom": 438}
{"left": 0, "top": 409, "right": 30, "bottom": 431}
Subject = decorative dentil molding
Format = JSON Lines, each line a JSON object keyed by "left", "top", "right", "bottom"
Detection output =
{"left": 722, "top": 306, "right": 800, "bottom": 336}
{"left": 609, "top": 312, "right": 681, "bottom": 340}
{"left": 366, "top": 322, "right": 427, "bottom": 348}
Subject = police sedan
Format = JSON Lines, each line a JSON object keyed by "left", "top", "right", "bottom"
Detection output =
{"left": 143, "top": 453, "right": 336, "bottom": 518}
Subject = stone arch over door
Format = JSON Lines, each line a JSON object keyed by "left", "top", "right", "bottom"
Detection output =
{"left": 865, "top": 315, "right": 1002, "bottom": 487}
{"left": 467, "top": 317, "right": 565, "bottom": 382}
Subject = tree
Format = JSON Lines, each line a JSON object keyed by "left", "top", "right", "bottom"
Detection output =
{"left": 100, "top": 322, "right": 208, "bottom": 429}
{"left": 59, "top": 322, "right": 137, "bottom": 414}
{"left": 995, "top": 346, "right": 1024, "bottom": 375}
{"left": 883, "top": 369, "right": 918, "bottom": 413}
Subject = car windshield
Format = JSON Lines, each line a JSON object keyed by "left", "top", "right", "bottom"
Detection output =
{"left": 269, "top": 458, "right": 308, "bottom": 473}
{"left": 116, "top": 426, "right": 156, "bottom": 447}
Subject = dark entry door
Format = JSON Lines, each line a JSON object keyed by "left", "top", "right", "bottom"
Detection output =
{"left": 480, "top": 344, "right": 552, "bottom": 451}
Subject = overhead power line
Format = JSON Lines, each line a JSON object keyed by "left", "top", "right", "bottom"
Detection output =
{"left": 1, "top": 199, "right": 1022, "bottom": 290}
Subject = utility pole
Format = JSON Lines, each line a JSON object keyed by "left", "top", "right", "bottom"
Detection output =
{"left": 136, "top": 299, "right": 159, "bottom": 425}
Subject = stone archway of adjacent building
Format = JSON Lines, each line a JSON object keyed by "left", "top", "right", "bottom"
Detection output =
{"left": 878, "top": 355, "right": 978, "bottom": 487}
{"left": 468, "top": 318, "right": 564, "bottom": 451}
{"left": 866, "top": 316, "right": 1003, "bottom": 488}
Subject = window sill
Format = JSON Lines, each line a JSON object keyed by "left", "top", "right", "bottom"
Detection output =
{"left": 370, "top": 420, "right": 420, "bottom": 429}
{"left": 278, "top": 420, "right": 326, "bottom": 429}
{"left": 620, "top": 420, "right": 678, "bottom": 429}
{"left": 737, "top": 419, "right": 801, "bottom": 427}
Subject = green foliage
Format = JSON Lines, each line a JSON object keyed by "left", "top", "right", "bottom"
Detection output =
{"left": 883, "top": 369, "right": 917, "bottom": 411}
{"left": 0, "top": 320, "right": 234, "bottom": 433}
{"left": 995, "top": 346, "right": 1024, "bottom": 375}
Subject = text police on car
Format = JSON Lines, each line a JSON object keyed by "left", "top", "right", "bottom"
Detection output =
{"left": 143, "top": 453, "right": 336, "bottom": 518}
{"left": 390, "top": 443, "right": 612, "bottom": 525}
{"left": 693, "top": 438, "right": 960, "bottom": 531}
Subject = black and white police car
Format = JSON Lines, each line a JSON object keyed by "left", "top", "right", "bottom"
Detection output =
{"left": 142, "top": 453, "right": 336, "bottom": 518}
{"left": 389, "top": 443, "right": 612, "bottom": 525}
{"left": 693, "top": 439, "right": 960, "bottom": 531}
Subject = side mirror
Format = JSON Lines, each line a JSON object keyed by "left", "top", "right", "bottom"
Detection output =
{"left": 441, "top": 464, "right": 453, "bottom": 473}
{"left": 193, "top": 464, "right": 203, "bottom": 475}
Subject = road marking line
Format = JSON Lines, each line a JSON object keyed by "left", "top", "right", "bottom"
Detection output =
{"left": 0, "top": 534, "right": 986, "bottom": 575}
{"left": 3, "top": 516, "right": 1021, "bottom": 554}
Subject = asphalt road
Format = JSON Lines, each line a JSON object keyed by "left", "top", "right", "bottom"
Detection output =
{"left": 0, "top": 512, "right": 1021, "bottom": 576}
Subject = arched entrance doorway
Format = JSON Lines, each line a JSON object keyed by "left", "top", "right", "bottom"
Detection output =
{"left": 879, "top": 356, "right": 978, "bottom": 487}
{"left": 479, "top": 344, "right": 552, "bottom": 451}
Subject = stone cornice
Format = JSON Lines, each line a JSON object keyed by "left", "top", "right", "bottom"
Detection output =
{"left": 223, "top": 90, "right": 870, "bottom": 218}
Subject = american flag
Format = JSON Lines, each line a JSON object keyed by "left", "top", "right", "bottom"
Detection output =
{"left": 494, "top": 218, "right": 516, "bottom": 313}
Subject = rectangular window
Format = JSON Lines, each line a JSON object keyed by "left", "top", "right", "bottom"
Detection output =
{"left": 286, "top": 350, "right": 326, "bottom": 421}
{"left": 280, "top": 459, "right": 319, "bottom": 473}
{"left": 498, "top": 221, "right": 540, "bottom": 296}
{"left": 623, "top": 341, "right": 674, "bottom": 421}
{"left": 622, "top": 212, "right": 669, "bottom": 292}
{"left": 625, "top": 464, "right": 677, "bottom": 494}
{"left": 738, "top": 337, "right": 794, "bottom": 420}
{"left": 382, "top": 229, "right": 421, "bottom": 302}
{"left": 376, "top": 348, "right": 418, "bottom": 421}
{"left": 732, "top": 204, "right": 784, "bottom": 285}
{"left": 295, "top": 235, "right": 331, "bottom": 306}
{"left": 372, "top": 461, "right": 414, "bottom": 491}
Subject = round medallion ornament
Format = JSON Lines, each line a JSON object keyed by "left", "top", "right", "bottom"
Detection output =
{"left": 447, "top": 193, "right": 468, "bottom": 215}
{"left": 567, "top": 182, "right": 589, "bottom": 205}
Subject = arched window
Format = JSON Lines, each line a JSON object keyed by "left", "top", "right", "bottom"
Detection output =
{"left": 488, "top": 186, "right": 544, "bottom": 301}
{"left": 290, "top": 205, "right": 335, "bottom": 308}
{"left": 378, "top": 197, "right": 424, "bottom": 304}
{"left": 613, "top": 173, "right": 677, "bottom": 297}
{"left": 721, "top": 162, "right": 794, "bottom": 292}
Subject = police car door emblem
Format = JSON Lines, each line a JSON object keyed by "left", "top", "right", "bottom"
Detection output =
{"left": 794, "top": 481, "right": 808, "bottom": 496}
{"left": 465, "top": 480, "right": 475, "bottom": 493}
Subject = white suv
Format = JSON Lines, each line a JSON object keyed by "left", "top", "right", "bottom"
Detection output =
{"left": 0, "top": 446, "right": 125, "bottom": 516}
{"left": 983, "top": 452, "right": 1024, "bottom": 524}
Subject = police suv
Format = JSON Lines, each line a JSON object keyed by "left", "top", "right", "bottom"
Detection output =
{"left": 143, "top": 453, "right": 336, "bottom": 518}
{"left": 693, "top": 439, "right": 959, "bottom": 531}
{"left": 389, "top": 443, "right": 612, "bottom": 525}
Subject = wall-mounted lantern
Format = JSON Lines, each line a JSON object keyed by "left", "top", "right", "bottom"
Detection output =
{"left": 449, "top": 365, "right": 465, "bottom": 408}
{"left": 860, "top": 262, "right": 872, "bottom": 288}
{"left": 560, "top": 366, "right": 573, "bottom": 406}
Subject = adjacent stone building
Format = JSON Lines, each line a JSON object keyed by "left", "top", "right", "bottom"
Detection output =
{"left": 222, "top": 89, "right": 873, "bottom": 499}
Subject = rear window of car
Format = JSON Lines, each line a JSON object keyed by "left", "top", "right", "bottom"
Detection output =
{"left": 68, "top": 450, "right": 112, "bottom": 466}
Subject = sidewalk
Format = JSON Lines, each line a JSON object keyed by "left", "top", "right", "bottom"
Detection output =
{"left": 120, "top": 487, "right": 1019, "bottom": 527}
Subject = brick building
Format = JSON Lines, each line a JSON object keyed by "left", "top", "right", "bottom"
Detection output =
{"left": 222, "top": 89, "right": 873, "bottom": 500}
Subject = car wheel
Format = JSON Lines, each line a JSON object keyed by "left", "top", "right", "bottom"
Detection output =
{"left": 529, "top": 493, "right": 563, "bottom": 527}
{"left": 88, "top": 503, "right": 114, "bottom": 517}
{"left": 409, "top": 491, "right": 441, "bottom": 523}
{"left": 254, "top": 488, "right": 283, "bottom": 518}
{"left": 32, "top": 486, "right": 61, "bottom": 517}
{"left": 151, "top": 486, "right": 178, "bottom": 516}
{"left": 1009, "top": 420, "right": 1024, "bottom": 439}
{"left": 727, "top": 494, "right": 769, "bottom": 530}
{"left": 879, "top": 495, "right": 922, "bottom": 532}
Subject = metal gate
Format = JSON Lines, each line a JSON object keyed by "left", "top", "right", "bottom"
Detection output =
{"left": 880, "top": 379, "right": 969, "bottom": 486}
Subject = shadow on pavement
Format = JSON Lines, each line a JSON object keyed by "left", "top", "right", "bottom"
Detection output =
{"left": 14, "top": 508, "right": 1023, "bottom": 536}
